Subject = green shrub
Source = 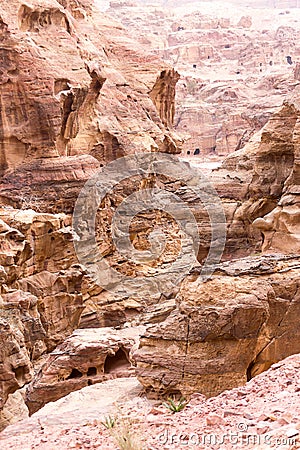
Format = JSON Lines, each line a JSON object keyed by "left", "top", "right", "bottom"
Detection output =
{"left": 101, "top": 415, "right": 116, "bottom": 429}
{"left": 163, "top": 396, "right": 188, "bottom": 413}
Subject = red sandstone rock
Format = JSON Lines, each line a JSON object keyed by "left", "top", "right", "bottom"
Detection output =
{"left": 0, "top": 354, "right": 300, "bottom": 449}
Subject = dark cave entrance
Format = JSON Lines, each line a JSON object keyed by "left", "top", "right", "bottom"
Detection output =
{"left": 13, "top": 365, "right": 29, "bottom": 383}
{"left": 246, "top": 361, "right": 255, "bottom": 381}
{"left": 104, "top": 348, "right": 130, "bottom": 374}
{"left": 67, "top": 368, "right": 83, "bottom": 379}
{"left": 87, "top": 367, "right": 97, "bottom": 376}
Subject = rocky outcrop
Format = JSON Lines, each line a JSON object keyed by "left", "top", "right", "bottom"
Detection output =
{"left": 26, "top": 326, "right": 143, "bottom": 414}
{"left": 0, "top": 355, "right": 300, "bottom": 449}
{"left": 149, "top": 69, "right": 180, "bottom": 129}
{"left": 0, "top": 0, "right": 183, "bottom": 425}
{"left": 0, "top": 0, "right": 300, "bottom": 436}
{"left": 108, "top": 1, "right": 300, "bottom": 156}
{"left": 211, "top": 97, "right": 300, "bottom": 257}
{"left": 0, "top": 155, "right": 101, "bottom": 213}
{"left": 134, "top": 255, "right": 300, "bottom": 398}
{"left": 0, "top": 208, "right": 88, "bottom": 426}
{"left": 0, "top": 0, "right": 180, "bottom": 213}
{"left": 252, "top": 101, "right": 300, "bottom": 253}
{"left": 0, "top": 391, "right": 28, "bottom": 432}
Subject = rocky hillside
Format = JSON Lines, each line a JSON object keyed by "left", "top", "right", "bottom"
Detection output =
{"left": 0, "top": 0, "right": 181, "bottom": 212}
{"left": 0, "top": 0, "right": 182, "bottom": 430}
{"left": 0, "top": 354, "right": 299, "bottom": 449}
{"left": 0, "top": 0, "right": 299, "bottom": 444}
{"left": 108, "top": 0, "right": 300, "bottom": 156}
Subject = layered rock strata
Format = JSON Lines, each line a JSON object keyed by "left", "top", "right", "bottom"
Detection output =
{"left": 108, "top": 1, "right": 300, "bottom": 156}
{"left": 26, "top": 326, "right": 143, "bottom": 414}
{"left": 0, "top": 0, "right": 181, "bottom": 213}
{"left": 134, "top": 255, "right": 300, "bottom": 398}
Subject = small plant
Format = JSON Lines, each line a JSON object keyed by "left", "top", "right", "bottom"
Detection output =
{"left": 163, "top": 396, "right": 188, "bottom": 413}
{"left": 114, "top": 428, "right": 142, "bottom": 450}
{"left": 101, "top": 415, "right": 116, "bottom": 429}
{"left": 101, "top": 412, "right": 142, "bottom": 450}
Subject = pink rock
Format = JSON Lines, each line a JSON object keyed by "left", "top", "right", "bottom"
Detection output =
{"left": 206, "top": 414, "right": 225, "bottom": 427}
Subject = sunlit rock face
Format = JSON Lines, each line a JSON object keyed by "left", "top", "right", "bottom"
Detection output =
{"left": 134, "top": 255, "right": 300, "bottom": 398}
{"left": 0, "top": 0, "right": 299, "bottom": 434}
{"left": 25, "top": 326, "right": 143, "bottom": 414}
{"left": 0, "top": 0, "right": 181, "bottom": 213}
{"left": 0, "top": 0, "right": 184, "bottom": 429}
{"left": 134, "top": 92, "right": 300, "bottom": 398}
{"left": 108, "top": 0, "right": 300, "bottom": 156}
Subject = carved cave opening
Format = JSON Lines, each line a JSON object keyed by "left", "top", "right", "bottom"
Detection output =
{"left": 67, "top": 368, "right": 83, "bottom": 379}
{"left": 104, "top": 348, "right": 130, "bottom": 374}
{"left": 87, "top": 367, "right": 97, "bottom": 376}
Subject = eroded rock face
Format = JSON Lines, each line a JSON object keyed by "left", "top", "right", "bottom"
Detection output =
{"left": 0, "top": 390, "right": 28, "bottom": 432}
{"left": 212, "top": 97, "right": 300, "bottom": 257}
{"left": 108, "top": 1, "right": 300, "bottom": 156}
{"left": 0, "top": 209, "right": 89, "bottom": 426}
{"left": 0, "top": 0, "right": 180, "bottom": 213}
{"left": 134, "top": 255, "right": 300, "bottom": 398}
{"left": 0, "top": 0, "right": 183, "bottom": 425}
{"left": 0, "top": 0, "right": 299, "bottom": 435}
{"left": 26, "top": 326, "right": 143, "bottom": 414}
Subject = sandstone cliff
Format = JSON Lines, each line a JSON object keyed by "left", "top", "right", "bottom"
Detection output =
{"left": 0, "top": 0, "right": 181, "bottom": 213}
{"left": 108, "top": 1, "right": 300, "bottom": 156}
{"left": 0, "top": 0, "right": 299, "bottom": 437}
{"left": 0, "top": 0, "right": 182, "bottom": 428}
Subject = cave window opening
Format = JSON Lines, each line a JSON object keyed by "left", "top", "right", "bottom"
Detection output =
{"left": 194, "top": 148, "right": 200, "bottom": 156}
{"left": 87, "top": 367, "right": 97, "bottom": 376}
{"left": 187, "top": 150, "right": 191, "bottom": 155}
{"left": 286, "top": 55, "right": 293, "bottom": 65}
{"left": 104, "top": 348, "right": 130, "bottom": 374}
{"left": 225, "top": 44, "right": 230, "bottom": 49}
{"left": 193, "top": 64, "right": 197, "bottom": 69}
{"left": 67, "top": 368, "right": 83, "bottom": 379}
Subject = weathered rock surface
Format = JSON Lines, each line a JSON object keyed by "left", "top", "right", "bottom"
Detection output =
{"left": 0, "top": 0, "right": 183, "bottom": 425}
{"left": 0, "top": 0, "right": 181, "bottom": 213}
{"left": 0, "top": 0, "right": 299, "bottom": 437}
{"left": 0, "top": 208, "right": 90, "bottom": 427}
{"left": 134, "top": 255, "right": 300, "bottom": 398}
{"left": 210, "top": 95, "right": 300, "bottom": 257}
{"left": 0, "top": 355, "right": 300, "bottom": 449}
{"left": 26, "top": 326, "right": 144, "bottom": 414}
{"left": 0, "top": 390, "right": 28, "bottom": 432}
{"left": 108, "top": 1, "right": 300, "bottom": 156}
